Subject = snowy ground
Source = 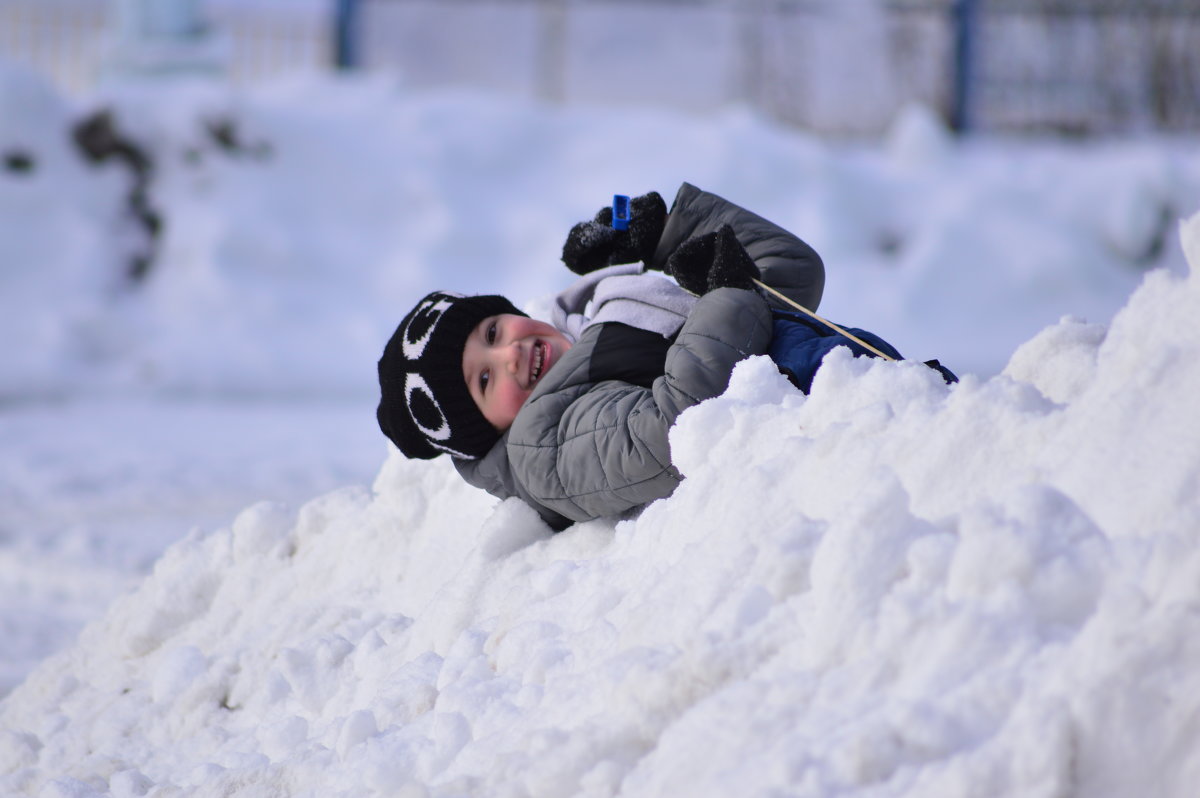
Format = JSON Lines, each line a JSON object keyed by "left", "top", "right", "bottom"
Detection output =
{"left": 2, "top": 60, "right": 1200, "bottom": 796}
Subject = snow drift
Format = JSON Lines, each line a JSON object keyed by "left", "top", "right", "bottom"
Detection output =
{"left": 11, "top": 59, "right": 1199, "bottom": 711}
{"left": 3, "top": 210, "right": 1199, "bottom": 796}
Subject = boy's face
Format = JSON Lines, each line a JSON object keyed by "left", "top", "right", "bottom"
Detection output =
{"left": 462, "top": 314, "right": 572, "bottom": 431}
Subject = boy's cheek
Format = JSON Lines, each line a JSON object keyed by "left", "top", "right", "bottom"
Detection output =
{"left": 493, "top": 386, "right": 531, "bottom": 430}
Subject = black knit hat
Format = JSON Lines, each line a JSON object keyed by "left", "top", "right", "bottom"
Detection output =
{"left": 377, "top": 291, "right": 527, "bottom": 460}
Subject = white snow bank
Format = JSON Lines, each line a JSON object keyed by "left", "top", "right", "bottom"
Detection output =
{"left": 3, "top": 214, "right": 1199, "bottom": 797}
{"left": 0, "top": 397, "right": 383, "bottom": 696}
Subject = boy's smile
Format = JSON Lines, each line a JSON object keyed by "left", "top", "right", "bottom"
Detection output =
{"left": 463, "top": 314, "right": 572, "bottom": 432}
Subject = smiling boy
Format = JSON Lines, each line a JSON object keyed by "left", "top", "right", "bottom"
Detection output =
{"left": 462, "top": 314, "right": 572, "bottom": 431}
{"left": 376, "top": 182, "right": 952, "bottom": 529}
{"left": 376, "top": 183, "right": 827, "bottom": 528}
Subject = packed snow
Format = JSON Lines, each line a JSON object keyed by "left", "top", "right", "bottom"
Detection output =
{"left": 2, "top": 58, "right": 1200, "bottom": 796}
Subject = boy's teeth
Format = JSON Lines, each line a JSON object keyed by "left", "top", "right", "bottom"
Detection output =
{"left": 531, "top": 343, "right": 544, "bottom": 381}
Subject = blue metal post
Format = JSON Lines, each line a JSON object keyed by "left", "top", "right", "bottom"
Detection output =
{"left": 335, "top": 0, "right": 360, "bottom": 70}
{"left": 952, "top": 0, "right": 978, "bottom": 133}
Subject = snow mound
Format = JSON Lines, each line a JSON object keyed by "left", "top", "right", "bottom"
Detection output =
{"left": 3, "top": 218, "right": 1200, "bottom": 796}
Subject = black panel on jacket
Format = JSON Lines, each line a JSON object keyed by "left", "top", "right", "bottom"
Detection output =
{"left": 588, "top": 322, "right": 672, "bottom": 388}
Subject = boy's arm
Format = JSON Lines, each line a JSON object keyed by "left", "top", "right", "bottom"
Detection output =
{"left": 510, "top": 286, "right": 772, "bottom": 524}
{"left": 649, "top": 182, "right": 826, "bottom": 312}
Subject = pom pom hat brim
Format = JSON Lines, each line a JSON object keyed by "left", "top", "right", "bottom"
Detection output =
{"left": 377, "top": 291, "right": 526, "bottom": 460}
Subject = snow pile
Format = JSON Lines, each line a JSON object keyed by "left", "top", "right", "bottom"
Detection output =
{"left": 3, "top": 213, "right": 1198, "bottom": 796}
{"left": 11, "top": 66, "right": 1198, "bottom": 699}
{"left": 0, "top": 398, "right": 383, "bottom": 695}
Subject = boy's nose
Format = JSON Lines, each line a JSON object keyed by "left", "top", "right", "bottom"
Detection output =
{"left": 503, "top": 342, "right": 521, "bottom": 374}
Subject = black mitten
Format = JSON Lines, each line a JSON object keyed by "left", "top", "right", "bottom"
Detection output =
{"left": 707, "top": 224, "right": 761, "bottom": 291}
{"left": 664, "top": 230, "right": 718, "bottom": 296}
{"left": 561, "top": 191, "right": 667, "bottom": 275}
{"left": 666, "top": 224, "right": 761, "bottom": 295}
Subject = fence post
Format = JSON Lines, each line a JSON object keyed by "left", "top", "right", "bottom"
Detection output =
{"left": 735, "top": 0, "right": 766, "bottom": 112}
{"left": 951, "top": 0, "right": 977, "bottom": 133}
{"left": 334, "top": 0, "right": 360, "bottom": 69}
{"left": 536, "top": 0, "right": 566, "bottom": 103}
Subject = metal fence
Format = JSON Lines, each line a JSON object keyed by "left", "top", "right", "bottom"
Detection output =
{"left": 0, "top": 0, "right": 107, "bottom": 93}
{"left": 338, "top": 0, "right": 955, "bottom": 137}
{"left": 2, "top": 0, "right": 1198, "bottom": 136}
{"left": 0, "top": 0, "right": 331, "bottom": 93}
{"left": 213, "top": 4, "right": 330, "bottom": 84}
{"left": 341, "top": 0, "right": 1200, "bottom": 136}
{"left": 966, "top": 0, "right": 1200, "bottom": 134}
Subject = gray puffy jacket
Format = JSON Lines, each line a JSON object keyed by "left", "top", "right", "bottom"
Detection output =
{"left": 455, "top": 183, "right": 825, "bottom": 529}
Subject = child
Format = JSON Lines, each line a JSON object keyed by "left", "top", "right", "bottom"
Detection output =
{"left": 377, "top": 183, "right": 955, "bottom": 530}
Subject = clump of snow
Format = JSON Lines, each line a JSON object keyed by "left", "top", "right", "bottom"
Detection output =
{"left": 3, "top": 213, "right": 1199, "bottom": 796}
{"left": 1003, "top": 315, "right": 1106, "bottom": 404}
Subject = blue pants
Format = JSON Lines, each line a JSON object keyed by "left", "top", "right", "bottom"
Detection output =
{"left": 767, "top": 311, "right": 955, "bottom": 393}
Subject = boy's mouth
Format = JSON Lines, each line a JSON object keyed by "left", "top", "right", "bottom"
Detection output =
{"left": 530, "top": 341, "right": 547, "bottom": 386}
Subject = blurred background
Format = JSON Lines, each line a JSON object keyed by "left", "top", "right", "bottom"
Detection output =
{"left": 1, "top": 0, "right": 1198, "bottom": 695}
{"left": 5, "top": 0, "right": 1200, "bottom": 135}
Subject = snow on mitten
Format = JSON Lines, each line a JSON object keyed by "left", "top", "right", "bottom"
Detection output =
{"left": 664, "top": 230, "right": 718, "bottom": 295}
{"left": 561, "top": 191, "right": 667, "bottom": 274}
{"left": 666, "top": 224, "right": 761, "bottom": 295}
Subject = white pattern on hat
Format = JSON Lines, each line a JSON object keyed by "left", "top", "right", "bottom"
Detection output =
{"left": 402, "top": 293, "right": 462, "bottom": 360}
{"left": 404, "top": 373, "right": 451, "bottom": 441}
{"left": 430, "top": 439, "right": 475, "bottom": 459}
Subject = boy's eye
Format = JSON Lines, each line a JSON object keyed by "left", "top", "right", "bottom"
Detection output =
{"left": 480, "top": 370, "right": 490, "bottom": 393}
{"left": 486, "top": 321, "right": 497, "bottom": 345}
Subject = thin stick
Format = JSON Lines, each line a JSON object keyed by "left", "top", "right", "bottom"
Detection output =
{"left": 754, "top": 279, "right": 896, "bottom": 361}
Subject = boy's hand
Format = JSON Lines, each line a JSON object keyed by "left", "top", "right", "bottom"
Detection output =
{"left": 666, "top": 224, "right": 761, "bottom": 295}
{"left": 561, "top": 191, "right": 667, "bottom": 274}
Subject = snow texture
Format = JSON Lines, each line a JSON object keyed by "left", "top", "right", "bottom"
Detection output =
{"left": 4, "top": 198, "right": 1200, "bottom": 798}
{"left": 2, "top": 62, "right": 1200, "bottom": 797}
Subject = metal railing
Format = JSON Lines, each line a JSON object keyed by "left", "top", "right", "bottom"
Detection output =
{"left": 0, "top": 0, "right": 331, "bottom": 93}
{"left": 967, "top": 0, "right": 1200, "bottom": 134}
{"left": 2, "top": 0, "right": 1197, "bottom": 135}
{"left": 340, "top": 0, "right": 1200, "bottom": 135}
{"left": 0, "top": 0, "right": 107, "bottom": 93}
